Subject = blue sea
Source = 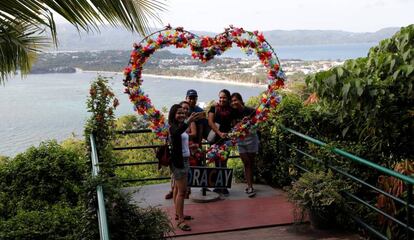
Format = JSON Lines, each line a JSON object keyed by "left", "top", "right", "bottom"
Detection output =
{"left": 0, "top": 43, "right": 376, "bottom": 156}
{"left": 0, "top": 72, "right": 265, "bottom": 156}
{"left": 171, "top": 42, "right": 375, "bottom": 60}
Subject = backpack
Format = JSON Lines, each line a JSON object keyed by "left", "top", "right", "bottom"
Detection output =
{"left": 156, "top": 140, "right": 171, "bottom": 169}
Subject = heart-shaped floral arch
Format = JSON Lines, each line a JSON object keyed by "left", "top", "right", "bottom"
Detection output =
{"left": 123, "top": 25, "right": 286, "bottom": 161}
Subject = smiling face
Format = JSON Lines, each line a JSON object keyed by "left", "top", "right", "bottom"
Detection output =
{"left": 181, "top": 102, "right": 190, "bottom": 116}
{"left": 231, "top": 96, "right": 243, "bottom": 109}
{"left": 219, "top": 92, "right": 229, "bottom": 106}
{"left": 186, "top": 96, "right": 197, "bottom": 108}
{"left": 175, "top": 107, "right": 186, "bottom": 123}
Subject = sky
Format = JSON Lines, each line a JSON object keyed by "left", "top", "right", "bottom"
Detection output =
{"left": 153, "top": 0, "right": 414, "bottom": 32}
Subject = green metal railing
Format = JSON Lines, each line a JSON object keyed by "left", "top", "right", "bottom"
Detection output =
{"left": 280, "top": 126, "right": 413, "bottom": 240}
{"left": 90, "top": 134, "right": 110, "bottom": 240}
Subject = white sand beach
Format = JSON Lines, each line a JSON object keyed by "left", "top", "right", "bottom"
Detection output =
{"left": 81, "top": 70, "right": 267, "bottom": 88}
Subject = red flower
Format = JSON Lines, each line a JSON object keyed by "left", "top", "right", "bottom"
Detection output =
{"left": 257, "top": 33, "right": 265, "bottom": 43}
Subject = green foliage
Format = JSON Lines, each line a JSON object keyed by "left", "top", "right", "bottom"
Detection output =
{"left": 0, "top": 205, "right": 85, "bottom": 240}
{"left": 61, "top": 137, "right": 87, "bottom": 156}
{"left": 83, "top": 77, "right": 172, "bottom": 239}
{"left": 84, "top": 75, "right": 119, "bottom": 176}
{"left": 287, "top": 170, "right": 347, "bottom": 212}
{"left": 0, "top": 0, "right": 164, "bottom": 82}
{"left": 0, "top": 156, "right": 9, "bottom": 165}
{"left": 113, "top": 115, "right": 169, "bottom": 185}
{"left": 254, "top": 26, "right": 414, "bottom": 237}
{"left": 245, "top": 95, "right": 262, "bottom": 108}
{"left": 0, "top": 141, "right": 86, "bottom": 218}
{"left": 0, "top": 141, "right": 87, "bottom": 239}
{"left": 255, "top": 93, "right": 307, "bottom": 187}
{"left": 227, "top": 158, "right": 245, "bottom": 183}
{"left": 306, "top": 24, "right": 414, "bottom": 159}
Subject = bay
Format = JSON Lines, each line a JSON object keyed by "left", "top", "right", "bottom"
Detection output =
{"left": 171, "top": 42, "right": 375, "bottom": 60}
{"left": 0, "top": 72, "right": 264, "bottom": 156}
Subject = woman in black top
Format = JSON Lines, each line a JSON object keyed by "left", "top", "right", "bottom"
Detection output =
{"left": 168, "top": 104, "right": 204, "bottom": 231}
{"left": 208, "top": 89, "right": 234, "bottom": 143}
{"left": 208, "top": 89, "right": 235, "bottom": 195}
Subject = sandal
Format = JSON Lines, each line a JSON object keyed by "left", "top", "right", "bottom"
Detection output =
{"left": 175, "top": 214, "right": 193, "bottom": 220}
{"left": 177, "top": 221, "right": 191, "bottom": 231}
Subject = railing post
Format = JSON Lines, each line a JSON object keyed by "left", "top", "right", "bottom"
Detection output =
{"left": 90, "top": 133, "right": 110, "bottom": 240}
{"left": 295, "top": 137, "right": 302, "bottom": 165}
{"left": 407, "top": 183, "right": 413, "bottom": 240}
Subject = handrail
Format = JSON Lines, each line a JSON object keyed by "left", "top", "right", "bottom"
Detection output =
{"left": 281, "top": 126, "right": 414, "bottom": 185}
{"left": 90, "top": 134, "right": 110, "bottom": 240}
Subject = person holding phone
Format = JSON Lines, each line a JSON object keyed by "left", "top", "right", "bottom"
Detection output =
{"left": 169, "top": 104, "right": 204, "bottom": 231}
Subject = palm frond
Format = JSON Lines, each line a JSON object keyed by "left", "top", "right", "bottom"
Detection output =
{"left": 0, "top": 20, "right": 50, "bottom": 82}
{"left": 0, "top": 0, "right": 166, "bottom": 82}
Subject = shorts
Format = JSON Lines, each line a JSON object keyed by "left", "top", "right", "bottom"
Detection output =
{"left": 237, "top": 134, "right": 259, "bottom": 154}
{"left": 170, "top": 157, "right": 189, "bottom": 180}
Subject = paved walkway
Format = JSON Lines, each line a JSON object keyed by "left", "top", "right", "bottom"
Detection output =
{"left": 123, "top": 183, "right": 360, "bottom": 239}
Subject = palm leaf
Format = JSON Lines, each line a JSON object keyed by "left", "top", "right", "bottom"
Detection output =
{"left": 0, "top": 20, "right": 50, "bottom": 82}
{"left": 0, "top": 0, "right": 166, "bottom": 83}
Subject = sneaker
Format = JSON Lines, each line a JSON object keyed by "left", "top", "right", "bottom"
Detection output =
{"left": 246, "top": 188, "right": 256, "bottom": 198}
{"left": 213, "top": 188, "right": 221, "bottom": 194}
{"left": 222, "top": 189, "right": 229, "bottom": 195}
{"left": 244, "top": 188, "right": 249, "bottom": 193}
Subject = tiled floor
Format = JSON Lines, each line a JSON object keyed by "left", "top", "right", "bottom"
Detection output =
{"left": 125, "top": 183, "right": 297, "bottom": 237}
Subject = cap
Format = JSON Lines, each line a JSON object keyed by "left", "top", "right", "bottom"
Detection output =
{"left": 186, "top": 89, "right": 198, "bottom": 97}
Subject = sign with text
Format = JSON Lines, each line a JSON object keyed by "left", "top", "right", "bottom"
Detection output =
{"left": 187, "top": 166, "right": 233, "bottom": 188}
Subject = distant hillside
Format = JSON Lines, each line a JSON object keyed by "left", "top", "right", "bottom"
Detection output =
{"left": 51, "top": 24, "right": 400, "bottom": 51}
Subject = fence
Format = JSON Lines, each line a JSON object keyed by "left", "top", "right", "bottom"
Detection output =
{"left": 280, "top": 126, "right": 413, "bottom": 240}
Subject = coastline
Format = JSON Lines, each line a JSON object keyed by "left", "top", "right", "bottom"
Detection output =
{"left": 81, "top": 70, "right": 267, "bottom": 88}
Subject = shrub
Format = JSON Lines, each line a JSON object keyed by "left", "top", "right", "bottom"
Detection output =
{"left": 0, "top": 141, "right": 86, "bottom": 218}
{"left": 0, "top": 141, "right": 87, "bottom": 239}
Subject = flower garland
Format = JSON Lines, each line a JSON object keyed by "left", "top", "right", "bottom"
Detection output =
{"left": 123, "top": 25, "right": 286, "bottom": 161}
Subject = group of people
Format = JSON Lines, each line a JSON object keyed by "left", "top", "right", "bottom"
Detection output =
{"left": 167, "top": 89, "right": 260, "bottom": 231}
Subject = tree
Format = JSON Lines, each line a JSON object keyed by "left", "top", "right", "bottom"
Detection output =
{"left": 0, "top": 0, "right": 165, "bottom": 82}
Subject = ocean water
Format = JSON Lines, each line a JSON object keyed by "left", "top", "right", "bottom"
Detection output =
{"left": 0, "top": 72, "right": 265, "bottom": 156}
{"left": 171, "top": 42, "right": 375, "bottom": 60}
{"left": 0, "top": 43, "right": 376, "bottom": 156}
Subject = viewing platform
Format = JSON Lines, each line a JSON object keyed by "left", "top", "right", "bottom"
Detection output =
{"left": 124, "top": 183, "right": 360, "bottom": 239}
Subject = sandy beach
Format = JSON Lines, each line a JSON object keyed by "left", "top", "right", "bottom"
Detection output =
{"left": 81, "top": 70, "right": 267, "bottom": 88}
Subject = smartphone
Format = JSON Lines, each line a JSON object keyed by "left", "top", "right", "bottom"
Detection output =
{"left": 197, "top": 111, "right": 206, "bottom": 118}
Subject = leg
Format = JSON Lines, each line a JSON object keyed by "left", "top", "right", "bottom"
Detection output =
{"left": 174, "top": 176, "right": 188, "bottom": 222}
{"left": 240, "top": 153, "right": 253, "bottom": 189}
{"left": 165, "top": 177, "right": 174, "bottom": 199}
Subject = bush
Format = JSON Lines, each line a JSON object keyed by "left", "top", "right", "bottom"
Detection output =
{"left": 0, "top": 141, "right": 87, "bottom": 239}
{"left": 82, "top": 76, "right": 172, "bottom": 239}
{"left": 0, "top": 141, "right": 86, "bottom": 218}
{"left": 0, "top": 204, "right": 84, "bottom": 240}
{"left": 228, "top": 158, "right": 245, "bottom": 183}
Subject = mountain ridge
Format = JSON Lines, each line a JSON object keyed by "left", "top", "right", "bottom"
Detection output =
{"left": 52, "top": 24, "right": 400, "bottom": 51}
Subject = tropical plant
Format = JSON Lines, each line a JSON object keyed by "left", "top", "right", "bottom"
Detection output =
{"left": 83, "top": 76, "right": 172, "bottom": 239}
{"left": 306, "top": 24, "right": 414, "bottom": 162}
{"left": 0, "top": 0, "right": 165, "bottom": 82}
{"left": 377, "top": 159, "right": 414, "bottom": 239}
{"left": 0, "top": 140, "right": 88, "bottom": 239}
{"left": 287, "top": 170, "right": 348, "bottom": 228}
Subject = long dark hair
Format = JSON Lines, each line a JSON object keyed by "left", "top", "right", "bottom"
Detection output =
{"left": 168, "top": 104, "right": 182, "bottom": 125}
{"left": 231, "top": 92, "right": 245, "bottom": 106}
{"left": 219, "top": 89, "right": 231, "bottom": 106}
